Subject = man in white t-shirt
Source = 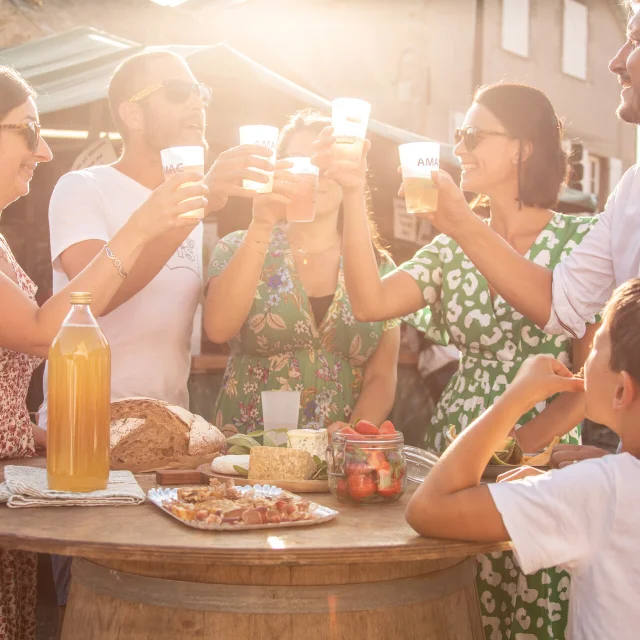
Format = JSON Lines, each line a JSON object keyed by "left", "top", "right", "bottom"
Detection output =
{"left": 42, "top": 49, "right": 274, "bottom": 619}
{"left": 406, "top": 279, "right": 640, "bottom": 640}
{"left": 39, "top": 49, "right": 274, "bottom": 426}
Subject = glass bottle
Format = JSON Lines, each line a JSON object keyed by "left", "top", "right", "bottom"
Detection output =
{"left": 47, "top": 292, "right": 110, "bottom": 492}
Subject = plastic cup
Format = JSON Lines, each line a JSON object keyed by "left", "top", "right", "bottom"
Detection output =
{"left": 283, "top": 157, "right": 319, "bottom": 223}
{"left": 239, "top": 125, "right": 279, "bottom": 193}
{"left": 160, "top": 146, "right": 205, "bottom": 219}
{"left": 261, "top": 390, "right": 301, "bottom": 446}
{"left": 331, "top": 98, "right": 371, "bottom": 168}
{"left": 398, "top": 142, "right": 441, "bottom": 215}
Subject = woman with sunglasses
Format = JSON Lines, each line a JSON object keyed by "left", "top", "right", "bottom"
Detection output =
{"left": 0, "top": 66, "right": 206, "bottom": 640}
{"left": 314, "top": 82, "right": 599, "bottom": 640}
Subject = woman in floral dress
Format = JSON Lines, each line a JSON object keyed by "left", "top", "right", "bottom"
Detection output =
{"left": 0, "top": 66, "right": 207, "bottom": 640}
{"left": 205, "top": 111, "right": 400, "bottom": 435}
{"left": 314, "top": 83, "right": 598, "bottom": 639}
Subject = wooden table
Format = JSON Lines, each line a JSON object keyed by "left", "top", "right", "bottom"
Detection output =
{"left": 0, "top": 459, "right": 510, "bottom": 640}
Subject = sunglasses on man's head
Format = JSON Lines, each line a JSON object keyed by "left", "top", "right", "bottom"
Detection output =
{"left": 128, "top": 79, "right": 212, "bottom": 107}
{"left": 454, "top": 127, "right": 508, "bottom": 152}
{"left": 0, "top": 121, "right": 41, "bottom": 152}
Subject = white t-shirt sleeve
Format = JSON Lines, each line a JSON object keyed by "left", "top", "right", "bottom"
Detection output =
{"left": 49, "top": 171, "right": 110, "bottom": 270}
{"left": 488, "top": 457, "right": 616, "bottom": 575}
{"left": 543, "top": 184, "right": 621, "bottom": 338}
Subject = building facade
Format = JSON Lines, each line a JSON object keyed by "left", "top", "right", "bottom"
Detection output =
{"left": 193, "top": 0, "right": 634, "bottom": 209}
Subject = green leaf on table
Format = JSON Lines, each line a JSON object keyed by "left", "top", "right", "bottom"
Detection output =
{"left": 233, "top": 465, "right": 249, "bottom": 478}
{"left": 226, "top": 434, "right": 261, "bottom": 449}
{"left": 227, "top": 445, "right": 250, "bottom": 455}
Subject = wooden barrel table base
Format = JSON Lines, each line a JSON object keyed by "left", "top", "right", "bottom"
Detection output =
{"left": 64, "top": 556, "right": 485, "bottom": 640}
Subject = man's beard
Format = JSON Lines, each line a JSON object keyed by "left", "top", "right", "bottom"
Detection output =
{"left": 616, "top": 96, "right": 640, "bottom": 125}
{"left": 142, "top": 107, "right": 207, "bottom": 151}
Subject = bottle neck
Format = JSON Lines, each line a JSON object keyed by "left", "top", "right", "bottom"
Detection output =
{"left": 65, "top": 303, "right": 99, "bottom": 327}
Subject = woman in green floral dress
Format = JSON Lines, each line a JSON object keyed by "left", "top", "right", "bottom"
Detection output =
{"left": 313, "top": 83, "right": 598, "bottom": 640}
{"left": 204, "top": 111, "right": 400, "bottom": 436}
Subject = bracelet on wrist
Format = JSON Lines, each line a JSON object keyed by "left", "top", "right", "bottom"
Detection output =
{"left": 103, "top": 244, "right": 128, "bottom": 279}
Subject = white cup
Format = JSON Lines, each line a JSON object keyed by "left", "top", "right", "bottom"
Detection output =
{"left": 282, "top": 157, "right": 320, "bottom": 223}
{"left": 239, "top": 125, "right": 279, "bottom": 193}
{"left": 261, "top": 390, "right": 300, "bottom": 446}
{"left": 398, "top": 142, "right": 441, "bottom": 215}
{"left": 331, "top": 98, "right": 371, "bottom": 168}
{"left": 160, "top": 146, "right": 205, "bottom": 219}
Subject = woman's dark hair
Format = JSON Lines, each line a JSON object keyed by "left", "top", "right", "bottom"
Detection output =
{"left": 472, "top": 82, "right": 568, "bottom": 209}
{"left": 0, "top": 66, "right": 35, "bottom": 122}
{"left": 277, "top": 109, "right": 388, "bottom": 261}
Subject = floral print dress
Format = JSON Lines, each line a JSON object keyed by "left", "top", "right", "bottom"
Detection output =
{"left": 208, "top": 226, "right": 398, "bottom": 434}
{"left": 0, "top": 234, "right": 40, "bottom": 640}
{"left": 398, "top": 213, "right": 598, "bottom": 640}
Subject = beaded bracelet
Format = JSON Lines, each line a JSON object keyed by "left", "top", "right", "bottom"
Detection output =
{"left": 104, "top": 244, "right": 128, "bottom": 279}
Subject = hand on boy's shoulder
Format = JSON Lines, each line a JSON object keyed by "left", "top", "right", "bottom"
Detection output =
{"left": 550, "top": 444, "right": 609, "bottom": 469}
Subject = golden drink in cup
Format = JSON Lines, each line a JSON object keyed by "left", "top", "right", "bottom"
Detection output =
{"left": 284, "top": 157, "right": 319, "bottom": 223}
{"left": 160, "top": 146, "right": 205, "bottom": 219}
{"left": 331, "top": 98, "right": 371, "bottom": 168}
{"left": 398, "top": 142, "right": 440, "bottom": 215}
{"left": 239, "top": 125, "right": 279, "bottom": 193}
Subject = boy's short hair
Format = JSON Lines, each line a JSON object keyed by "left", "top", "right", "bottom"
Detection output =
{"left": 602, "top": 278, "right": 640, "bottom": 384}
{"left": 107, "top": 50, "right": 181, "bottom": 139}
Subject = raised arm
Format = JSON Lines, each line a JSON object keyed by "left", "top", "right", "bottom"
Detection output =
{"left": 312, "top": 128, "right": 425, "bottom": 322}
{"left": 0, "top": 172, "right": 205, "bottom": 358}
{"left": 59, "top": 145, "right": 275, "bottom": 316}
{"left": 204, "top": 162, "right": 296, "bottom": 344}
{"left": 430, "top": 172, "right": 615, "bottom": 336}
{"left": 430, "top": 172, "right": 553, "bottom": 328}
{"left": 405, "top": 355, "right": 584, "bottom": 541}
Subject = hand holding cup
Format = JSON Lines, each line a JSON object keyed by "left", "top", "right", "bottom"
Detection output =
{"left": 311, "top": 126, "right": 370, "bottom": 190}
{"left": 205, "top": 144, "right": 276, "bottom": 211}
{"left": 131, "top": 171, "right": 209, "bottom": 239}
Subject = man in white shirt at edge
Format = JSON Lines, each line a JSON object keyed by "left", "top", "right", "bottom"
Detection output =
{"left": 41, "top": 49, "right": 274, "bottom": 627}
{"left": 406, "top": 279, "right": 640, "bottom": 640}
{"left": 421, "top": 2, "right": 640, "bottom": 467}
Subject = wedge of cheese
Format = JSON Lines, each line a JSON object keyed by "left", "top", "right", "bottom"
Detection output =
{"left": 248, "top": 447, "right": 316, "bottom": 481}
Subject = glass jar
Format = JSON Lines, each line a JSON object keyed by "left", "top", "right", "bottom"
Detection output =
{"left": 327, "top": 432, "right": 406, "bottom": 504}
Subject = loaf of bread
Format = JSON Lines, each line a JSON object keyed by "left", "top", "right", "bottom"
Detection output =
{"left": 248, "top": 447, "right": 315, "bottom": 481}
{"left": 110, "top": 398, "right": 226, "bottom": 472}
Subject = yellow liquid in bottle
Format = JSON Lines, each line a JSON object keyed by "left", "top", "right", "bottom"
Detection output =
{"left": 47, "top": 324, "right": 111, "bottom": 492}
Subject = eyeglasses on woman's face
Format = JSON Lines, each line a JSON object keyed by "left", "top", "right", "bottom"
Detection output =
{"left": 0, "top": 121, "right": 41, "bottom": 152}
{"left": 454, "top": 127, "right": 508, "bottom": 152}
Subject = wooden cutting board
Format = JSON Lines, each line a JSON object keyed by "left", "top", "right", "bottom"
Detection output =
{"left": 197, "top": 463, "right": 329, "bottom": 493}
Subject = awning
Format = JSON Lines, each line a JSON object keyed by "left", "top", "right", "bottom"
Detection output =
{"left": 0, "top": 26, "right": 597, "bottom": 212}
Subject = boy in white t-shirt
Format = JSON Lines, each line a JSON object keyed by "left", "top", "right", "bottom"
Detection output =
{"left": 406, "top": 279, "right": 640, "bottom": 640}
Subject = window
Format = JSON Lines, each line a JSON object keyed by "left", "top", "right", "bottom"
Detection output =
{"left": 588, "top": 155, "right": 602, "bottom": 198}
{"left": 562, "top": 0, "right": 588, "bottom": 80}
{"left": 501, "top": 0, "right": 530, "bottom": 58}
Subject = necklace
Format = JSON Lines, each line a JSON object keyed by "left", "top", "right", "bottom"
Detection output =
{"left": 288, "top": 238, "right": 342, "bottom": 265}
